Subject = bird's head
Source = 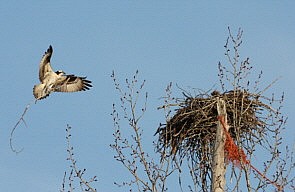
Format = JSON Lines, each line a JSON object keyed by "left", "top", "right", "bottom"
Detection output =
{"left": 56, "top": 70, "right": 65, "bottom": 75}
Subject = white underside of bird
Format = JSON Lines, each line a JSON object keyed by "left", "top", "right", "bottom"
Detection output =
{"left": 33, "top": 45, "right": 92, "bottom": 100}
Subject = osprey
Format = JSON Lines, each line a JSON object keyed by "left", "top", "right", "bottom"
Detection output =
{"left": 33, "top": 45, "right": 92, "bottom": 100}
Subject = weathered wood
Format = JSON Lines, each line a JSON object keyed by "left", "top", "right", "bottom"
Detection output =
{"left": 211, "top": 98, "right": 227, "bottom": 192}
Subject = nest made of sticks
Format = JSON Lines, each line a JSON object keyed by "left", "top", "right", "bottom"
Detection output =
{"left": 156, "top": 89, "right": 272, "bottom": 161}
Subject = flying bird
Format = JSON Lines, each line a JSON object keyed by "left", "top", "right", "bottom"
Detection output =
{"left": 33, "top": 45, "right": 92, "bottom": 100}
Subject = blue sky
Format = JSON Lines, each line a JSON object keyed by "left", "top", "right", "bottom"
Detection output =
{"left": 1, "top": 1, "right": 294, "bottom": 191}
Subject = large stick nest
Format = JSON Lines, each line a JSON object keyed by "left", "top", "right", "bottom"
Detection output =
{"left": 156, "top": 89, "right": 273, "bottom": 162}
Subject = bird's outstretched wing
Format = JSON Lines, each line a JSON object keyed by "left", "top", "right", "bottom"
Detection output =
{"left": 54, "top": 75, "right": 92, "bottom": 93}
{"left": 39, "top": 45, "right": 53, "bottom": 82}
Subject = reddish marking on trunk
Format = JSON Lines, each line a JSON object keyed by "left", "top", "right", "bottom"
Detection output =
{"left": 217, "top": 115, "right": 282, "bottom": 191}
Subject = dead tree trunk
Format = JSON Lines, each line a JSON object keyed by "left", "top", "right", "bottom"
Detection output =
{"left": 211, "top": 98, "right": 227, "bottom": 192}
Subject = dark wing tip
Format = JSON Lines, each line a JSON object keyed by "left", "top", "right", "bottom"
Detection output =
{"left": 61, "top": 75, "right": 92, "bottom": 92}
{"left": 41, "top": 45, "right": 53, "bottom": 64}
{"left": 81, "top": 77, "right": 92, "bottom": 90}
{"left": 46, "top": 45, "right": 53, "bottom": 54}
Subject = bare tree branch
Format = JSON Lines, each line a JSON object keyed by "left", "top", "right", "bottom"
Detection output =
{"left": 62, "top": 124, "right": 98, "bottom": 192}
{"left": 111, "top": 70, "right": 176, "bottom": 192}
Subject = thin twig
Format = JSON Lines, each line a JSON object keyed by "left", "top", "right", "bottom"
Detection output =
{"left": 10, "top": 99, "right": 36, "bottom": 154}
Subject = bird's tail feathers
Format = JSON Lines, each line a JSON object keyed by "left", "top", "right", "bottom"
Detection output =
{"left": 33, "top": 84, "right": 49, "bottom": 100}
